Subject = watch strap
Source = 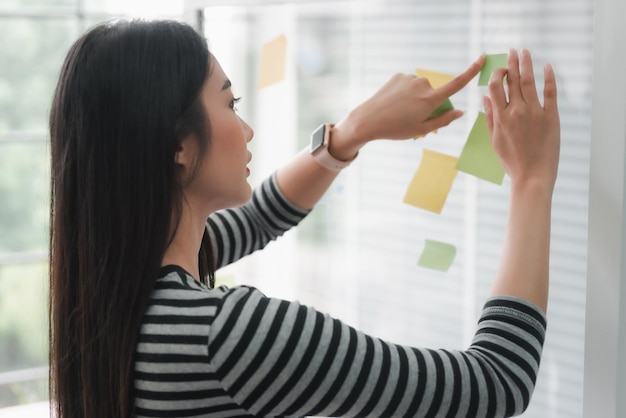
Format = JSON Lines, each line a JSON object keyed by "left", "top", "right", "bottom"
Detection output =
{"left": 313, "top": 124, "right": 358, "bottom": 171}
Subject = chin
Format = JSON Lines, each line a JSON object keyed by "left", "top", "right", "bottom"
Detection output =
{"left": 239, "top": 184, "right": 253, "bottom": 204}
{"left": 209, "top": 182, "right": 252, "bottom": 211}
{"left": 226, "top": 185, "right": 253, "bottom": 209}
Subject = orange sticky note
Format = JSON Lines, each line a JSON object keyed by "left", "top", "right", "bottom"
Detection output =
{"left": 403, "top": 149, "right": 458, "bottom": 213}
{"left": 415, "top": 68, "right": 454, "bottom": 88}
{"left": 257, "top": 34, "right": 287, "bottom": 89}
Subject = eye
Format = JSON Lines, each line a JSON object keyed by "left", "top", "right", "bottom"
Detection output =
{"left": 229, "top": 97, "right": 241, "bottom": 112}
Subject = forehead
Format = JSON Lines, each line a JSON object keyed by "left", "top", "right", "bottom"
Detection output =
{"left": 206, "top": 57, "right": 229, "bottom": 91}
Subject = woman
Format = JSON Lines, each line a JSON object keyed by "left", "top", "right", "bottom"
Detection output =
{"left": 49, "top": 19, "right": 559, "bottom": 418}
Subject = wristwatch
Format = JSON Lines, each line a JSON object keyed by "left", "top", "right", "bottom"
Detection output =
{"left": 309, "top": 123, "right": 357, "bottom": 171}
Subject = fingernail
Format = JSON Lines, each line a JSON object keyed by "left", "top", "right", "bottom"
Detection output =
{"left": 545, "top": 63, "right": 553, "bottom": 73}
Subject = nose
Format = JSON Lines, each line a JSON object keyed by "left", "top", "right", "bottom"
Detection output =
{"left": 240, "top": 116, "right": 254, "bottom": 143}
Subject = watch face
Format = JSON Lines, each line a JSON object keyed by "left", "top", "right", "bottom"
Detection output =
{"left": 310, "top": 124, "right": 325, "bottom": 153}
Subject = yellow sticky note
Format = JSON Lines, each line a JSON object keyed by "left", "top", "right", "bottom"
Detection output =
{"left": 415, "top": 68, "right": 454, "bottom": 89}
{"left": 414, "top": 69, "right": 456, "bottom": 136}
{"left": 403, "top": 149, "right": 458, "bottom": 213}
{"left": 257, "top": 34, "right": 287, "bottom": 89}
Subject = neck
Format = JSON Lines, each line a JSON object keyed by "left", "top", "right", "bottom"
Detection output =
{"left": 161, "top": 200, "right": 208, "bottom": 281}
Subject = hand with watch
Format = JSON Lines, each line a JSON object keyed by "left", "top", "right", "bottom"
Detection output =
{"left": 307, "top": 54, "right": 486, "bottom": 172}
{"left": 278, "top": 54, "right": 487, "bottom": 209}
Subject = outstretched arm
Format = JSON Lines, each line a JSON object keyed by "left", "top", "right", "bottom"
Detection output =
{"left": 276, "top": 55, "right": 486, "bottom": 210}
{"left": 208, "top": 174, "right": 310, "bottom": 269}
{"left": 206, "top": 287, "right": 545, "bottom": 417}
{"left": 483, "top": 49, "right": 560, "bottom": 313}
{"left": 208, "top": 55, "right": 486, "bottom": 267}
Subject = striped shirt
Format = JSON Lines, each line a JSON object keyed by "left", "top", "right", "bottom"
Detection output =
{"left": 133, "top": 173, "right": 547, "bottom": 417}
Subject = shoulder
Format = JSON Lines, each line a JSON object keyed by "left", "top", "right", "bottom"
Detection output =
{"left": 152, "top": 265, "right": 263, "bottom": 313}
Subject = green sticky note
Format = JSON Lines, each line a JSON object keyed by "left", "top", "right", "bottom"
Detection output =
{"left": 478, "top": 53, "right": 507, "bottom": 86}
{"left": 418, "top": 239, "right": 457, "bottom": 272}
{"left": 430, "top": 98, "right": 454, "bottom": 118}
{"left": 412, "top": 99, "right": 454, "bottom": 139}
{"left": 456, "top": 112, "right": 505, "bottom": 185}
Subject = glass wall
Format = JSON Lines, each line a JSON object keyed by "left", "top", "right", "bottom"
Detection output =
{"left": 0, "top": 0, "right": 593, "bottom": 415}
{"left": 198, "top": 1, "right": 593, "bottom": 417}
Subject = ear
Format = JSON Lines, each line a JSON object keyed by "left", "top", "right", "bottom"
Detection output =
{"left": 175, "top": 136, "right": 197, "bottom": 170}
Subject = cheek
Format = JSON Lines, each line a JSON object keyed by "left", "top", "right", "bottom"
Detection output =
{"left": 211, "top": 112, "right": 245, "bottom": 148}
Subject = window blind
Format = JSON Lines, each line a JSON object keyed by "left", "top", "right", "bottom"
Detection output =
{"left": 474, "top": 2, "right": 592, "bottom": 416}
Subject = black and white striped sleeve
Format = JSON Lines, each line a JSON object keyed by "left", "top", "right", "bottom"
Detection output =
{"left": 207, "top": 287, "right": 547, "bottom": 417}
{"left": 207, "top": 173, "right": 310, "bottom": 269}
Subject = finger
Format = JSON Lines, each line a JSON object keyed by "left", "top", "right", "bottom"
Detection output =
{"left": 433, "top": 54, "right": 486, "bottom": 99}
{"left": 543, "top": 63, "right": 558, "bottom": 112}
{"left": 419, "top": 109, "right": 464, "bottom": 133}
{"left": 482, "top": 96, "right": 494, "bottom": 136}
{"left": 520, "top": 49, "right": 541, "bottom": 106}
{"left": 414, "top": 75, "right": 433, "bottom": 90}
{"left": 506, "top": 48, "right": 523, "bottom": 103}
{"left": 488, "top": 68, "right": 508, "bottom": 110}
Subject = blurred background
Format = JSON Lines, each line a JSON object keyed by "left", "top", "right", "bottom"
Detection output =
{"left": 0, "top": 0, "right": 593, "bottom": 417}
{"left": 0, "top": 1, "right": 185, "bottom": 414}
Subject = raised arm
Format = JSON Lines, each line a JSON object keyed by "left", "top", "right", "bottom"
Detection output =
{"left": 483, "top": 49, "right": 560, "bottom": 313}
{"left": 207, "top": 173, "right": 309, "bottom": 269}
{"left": 208, "top": 55, "right": 486, "bottom": 267}
{"left": 202, "top": 50, "right": 558, "bottom": 417}
{"left": 276, "top": 55, "right": 486, "bottom": 209}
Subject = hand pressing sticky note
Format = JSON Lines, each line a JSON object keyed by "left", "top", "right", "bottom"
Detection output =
{"left": 418, "top": 239, "right": 457, "bottom": 272}
{"left": 416, "top": 68, "right": 455, "bottom": 120}
{"left": 456, "top": 112, "right": 505, "bottom": 185}
{"left": 414, "top": 99, "right": 453, "bottom": 139}
{"left": 478, "top": 53, "right": 507, "bottom": 86}
{"left": 257, "top": 34, "right": 287, "bottom": 89}
{"left": 403, "top": 149, "right": 458, "bottom": 213}
{"left": 430, "top": 98, "right": 454, "bottom": 118}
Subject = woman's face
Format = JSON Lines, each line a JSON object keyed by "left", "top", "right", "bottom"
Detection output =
{"left": 183, "top": 57, "right": 254, "bottom": 213}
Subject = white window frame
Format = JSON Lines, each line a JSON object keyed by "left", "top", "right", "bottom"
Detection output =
{"left": 584, "top": 0, "right": 626, "bottom": 416}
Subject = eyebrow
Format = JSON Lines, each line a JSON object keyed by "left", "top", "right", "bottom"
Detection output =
{"left": 221, "top": 79, "right": 232, "bottom": 91}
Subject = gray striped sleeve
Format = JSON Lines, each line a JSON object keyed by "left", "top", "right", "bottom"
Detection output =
{"left": 207, "top": 172, "right": 310, "bottom": 269}
{"left": 207, "top": 288, "right": 547, "bottom": 417}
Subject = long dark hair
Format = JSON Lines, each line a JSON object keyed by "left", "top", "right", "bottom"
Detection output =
{"left": 49, "top": 20, "right": 215, "bottom": 417}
